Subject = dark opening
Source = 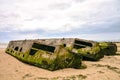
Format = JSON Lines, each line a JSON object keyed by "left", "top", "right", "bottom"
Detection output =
{"left": 32, "top": 43, "right": 55, "bottom": 53}
{"left": 14, "top": 47, "right": 19, "bottom": 51}
{"left": 73, "top": 44, "right": 86, "bottom": 49}
{"left": 63, "top": 44, "right": 66, "bottom": 47}
{"left": 29, "top": 49, "right": 37, "bottom": 55}
{"left": 87, "top": 52, "right": 90, "bottom": 54}
{"left": 106, "top": 47, "right": 110, "bottom": 50}
{"left": 20, "top": 47, "right": 22, "bottom": 52}
{"left": 75, "top": 40, "right": 92, "bottom": 47}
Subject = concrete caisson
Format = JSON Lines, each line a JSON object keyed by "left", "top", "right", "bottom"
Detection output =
{"left": 5, "top": 38, "right": 117, "bottom": 70}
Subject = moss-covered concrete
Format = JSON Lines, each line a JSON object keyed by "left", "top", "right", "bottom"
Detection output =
{"left": 76, "top": 42, "right": 117, "bottom": 61}
{"left": 99, "top": 42, "right": 117, "bottom": 55}
{"left": 5, "top": 40, "right": 117, "bottom": 70}
{"left": 5, "top": 45, "right": 82, "bottom": 71}
{"left": 77, "top": 43, "right": 104, "bottom": 61}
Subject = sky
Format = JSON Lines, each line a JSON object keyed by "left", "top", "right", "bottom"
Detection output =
{"left": 0, "top": 0, "right": 120, "bottom": 43}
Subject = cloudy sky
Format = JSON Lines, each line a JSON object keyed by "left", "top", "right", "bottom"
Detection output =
{"left": 0, "top": 0, "right": 120, "bottom": 42}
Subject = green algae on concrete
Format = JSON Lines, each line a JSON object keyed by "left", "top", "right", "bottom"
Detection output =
{"left": 77, "top": 44, "right": 104, "bottom": 61}
{"left": 76, "top": 42, "right": 117, "bottom": 61}
{"left": 98, "top": 42, "right": 117, "bottom": 55}
{"left": 6, "top": 45, "right": 82, "bottom": 71}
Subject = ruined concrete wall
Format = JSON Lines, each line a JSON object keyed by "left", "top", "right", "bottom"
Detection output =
{"left": 33, "top": 38, "right": 75, "bottom": 47}
{"left": 7, "top": 40, "right": 33, "bottom": 52}
{"left": 33, "top": 38, "right": 95, "bottom": 48}
{"left": 7, "top": 38, "right": 95, "bottom": 52}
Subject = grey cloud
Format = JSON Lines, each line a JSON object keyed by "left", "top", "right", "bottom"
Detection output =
{"left": 77, "top": 19, "right": 120, "bottom": 34}
{"left": 48, "top": 3, "right": 71, "bottom": 10}
{"left": 71, "top": 0, "right": 120, "bottom": 22}
{"left": 58, "top": 16, "right": 120, "bottom": 35}
{"left": 0, "top": 0, "right": 120, "bottom": 42}
{"left": 24, "top": 15, "right": 45, "bottom": 21}
{"left": 74, "top": 0, "right": 86, "bottom": 3}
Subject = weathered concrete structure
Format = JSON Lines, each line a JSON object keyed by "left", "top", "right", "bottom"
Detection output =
{"left": 6, "top": 38, "right": 94, "bottom": 53}
{"left": 5, "top": 38, "right": 117, "bottom": 70}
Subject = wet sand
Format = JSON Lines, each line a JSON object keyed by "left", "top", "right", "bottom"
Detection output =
{"left": 0, "top": 48, "right": 120, "bottom": 80}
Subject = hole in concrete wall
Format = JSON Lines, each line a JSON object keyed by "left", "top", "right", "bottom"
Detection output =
{"left": 14, "top": 47, "right": 19, "bottom": 51}
{"left": 106, "top": 47, "right": 110, "bottom": 50}
{"left": 87, "top": 52, "right": 90, "bottom": 54}
{"left": 32, "top": 43, "right": 55, "bottom": 53}
{"left": 29, "top": 49, "right": 37, "bottom": 55}
{"left": 73, "top": 44, "right": 86, "bottom": 49}
{"left": 63, "top": 44, "right": 66, "bottom": 47}
{"left": 20, "top": 47, "right": 22, "bottom": 52}
{"left": 75, "top": 40, "right": 92, "bottom": 47}
{"left": 11, "top": 50, "right": 14, "bottom": 53}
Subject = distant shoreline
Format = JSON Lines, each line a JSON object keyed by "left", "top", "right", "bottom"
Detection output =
{"left": 0, "top": 43, "right": 8, "bottom": 49}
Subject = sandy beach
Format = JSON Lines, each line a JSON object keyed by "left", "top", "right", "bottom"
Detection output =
{"left": 0, "top": 46, "right": 120, "bottom": 80}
